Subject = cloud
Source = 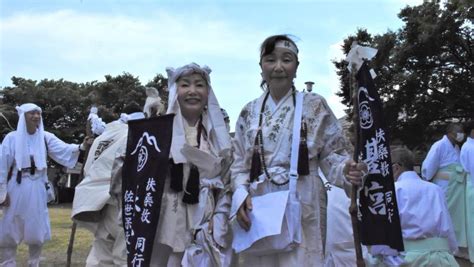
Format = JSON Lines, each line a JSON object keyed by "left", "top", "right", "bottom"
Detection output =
{"left": 0, "top": 9, "right": 268, "bottom": 129}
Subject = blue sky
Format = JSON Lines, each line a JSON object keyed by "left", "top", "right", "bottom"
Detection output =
{"left": 0, "top": 0, "right": 422, "bottom": 129}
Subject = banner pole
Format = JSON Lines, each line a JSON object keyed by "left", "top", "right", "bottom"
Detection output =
{"left": 349, "top": 59, "right": 366, "bottom": 267}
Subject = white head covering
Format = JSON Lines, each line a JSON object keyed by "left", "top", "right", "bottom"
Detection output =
{"left": 15, "top": 103, "right": 47, "bottom": 170}
{"left": 143, "top": 87, "right": 165, "bottom": 117}
{"left": 87, "top": 106, "right": 106, "bottom": 136}
{"left": 119, "top": 112, "right": 145, "bottom": 123}
{"left": 166, "top": 63, "right": 231, "bottom": 163}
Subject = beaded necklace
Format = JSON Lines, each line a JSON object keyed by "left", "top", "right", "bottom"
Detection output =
{"left": 255, "top": 89, "right": 296, "bottom": 186}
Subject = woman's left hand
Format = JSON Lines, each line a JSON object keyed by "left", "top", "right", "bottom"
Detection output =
{"left": 343, "top": 160, "right": 367, "bottom": 186}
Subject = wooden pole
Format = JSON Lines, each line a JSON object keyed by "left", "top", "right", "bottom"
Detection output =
{"left": 349, "top": 60, "right": 366, "bottom": 267}
{"left": 66, "top": 222, "right": 77, "bottom": 267}
{"left": 66, "top": 118, "right": 93, "bottom": 267}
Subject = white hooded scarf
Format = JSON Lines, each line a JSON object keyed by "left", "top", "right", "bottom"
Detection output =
{"left": 15, "top": 103, "right": 48, "bottom": 170}
{"left": 166, "top": 63, "right": 231, "bottom": 163}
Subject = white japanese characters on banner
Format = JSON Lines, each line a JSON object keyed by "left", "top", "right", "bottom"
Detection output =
{"left": 122, "top": 115, "right": 174, "bottom": 267}
{"left": 355, "top": 63, "right": 404, "bottom": 251}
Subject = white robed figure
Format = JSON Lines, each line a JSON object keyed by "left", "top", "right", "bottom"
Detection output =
{"left": 230, "top": 35, "right": 364, "bottom": 266}
{"left": 110, "top": 64, "right": 233, "bottom": 266}
{"left": 151, "top": 63, "right": 233, "bottom": 267}
{"left": 421, "top": 123, "right": 469, "bottom": 259}
{"left": 320, "top": 169, "right": 368, "bottom": 267}
{"left": 460, "top": 122, "right": 474, "bottom": 264}
{"left": 0, "top": 103, "right": 85, "bottom": 267}
{"left": 72, "top": 103, "right": 148, "bottom": 267}
{"left": 367, "top": 147, "right": 459, "bottom": 267}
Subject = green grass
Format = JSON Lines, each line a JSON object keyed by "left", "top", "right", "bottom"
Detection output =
{"left": 16, "top": 203, "right": 93, "bottom": 266}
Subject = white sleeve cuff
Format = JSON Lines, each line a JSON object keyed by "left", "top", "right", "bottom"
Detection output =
{"left": 230, "top": 185, "right": 249, "bottom": 220}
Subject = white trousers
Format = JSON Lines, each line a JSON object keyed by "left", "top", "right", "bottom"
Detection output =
{"left": 85, "top": 204, "right": 127, "bottom": 267}
{"left": 0, "top": 244, "right": 42, "bottom": 267}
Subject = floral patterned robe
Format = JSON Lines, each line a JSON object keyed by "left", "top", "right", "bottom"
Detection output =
{"left": 231, "top": 90, "right": 352, "bottom": 266}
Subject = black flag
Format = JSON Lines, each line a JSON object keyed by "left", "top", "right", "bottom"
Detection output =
{"left": 355, "top": 62, "right": 404, "bottom": 251}
{"left": 122, "top": 114, "right": 174, "bottom": 267}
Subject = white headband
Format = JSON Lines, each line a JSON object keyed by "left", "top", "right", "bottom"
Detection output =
{"left": 16, "top": 103, "right": 42, "bottom": 115}
{"left": 274, "top": 40, "right": 298, "bottom": 56}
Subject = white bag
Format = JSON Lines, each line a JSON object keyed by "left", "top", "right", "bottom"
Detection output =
{"left": 232, "top": 92, "right": 305, "bottom": 256}
{"left": 45, "top": 181, "right": 55, "bottom": 203}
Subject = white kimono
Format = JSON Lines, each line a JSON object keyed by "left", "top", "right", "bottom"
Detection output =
{"left": 0, "top": 130, "right": 79, "bottom": 246}
{"left": 231, "top": 90, "right": 351, "bottom": 266}
{"left": 320, "top": 170, "right": 368, "bottom": 267}
{"left": 461, "top": 137, "right": 474, "bottom": 184}
{"left": 151, "top": 118, "right": 233, "bottom": 267}
{"left": 421, "top": 135, "right": 460, "bottom": 190}
{"left": 395, "top": 171, "right": 457, "bottom": 251}
{"left": 72, "top": 120, "right": 129, "bottom": 267}
{"left": 460, "top": 136, "right": 474, "bottom": 263}
{"left": 422, "top": 135, "right": 469, "bottom": 255}
{"left": 367, "top": 171, "right": 459, "bottom": 267}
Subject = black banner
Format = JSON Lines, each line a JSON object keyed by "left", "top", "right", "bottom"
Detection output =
{"left": 122, "top": 114, "right": 174, "bottom": 267}
{"left": 355, "top": 63, "right": 404, "bottom": 251}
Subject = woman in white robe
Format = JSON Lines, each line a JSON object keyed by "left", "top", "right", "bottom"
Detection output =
{"left": 148, "top": 63, "right": 233, "bottom": 266}
{"left": 0, "top": 103, "right": 86, "bottom": 267}
{"left": 230, "top": 35, "right": 364, "bottom": 266}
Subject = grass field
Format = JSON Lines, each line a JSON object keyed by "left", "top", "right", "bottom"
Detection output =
{"left": 16, "top": 203, "right": 93, "bottom": 266}
{"left": 10, "top": 204, "right": 473, "bottom": 267}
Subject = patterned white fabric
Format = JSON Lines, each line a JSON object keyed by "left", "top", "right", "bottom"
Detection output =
{"left": 231, "top": 91, "right": 351, "bottom": 266}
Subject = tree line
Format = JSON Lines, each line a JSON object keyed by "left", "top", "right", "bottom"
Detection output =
{"left": 0, "top": 73, "right": 168, "bottom": 143}
{"left": 334, "top": 0, "right": 472, "bottom": 150}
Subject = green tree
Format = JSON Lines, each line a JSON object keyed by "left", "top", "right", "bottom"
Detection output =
{"left": 334, "top": 1, "right": 473, "bottom": 149}
{"left": 0, "top": 72, "right": 168, "bottom": 143}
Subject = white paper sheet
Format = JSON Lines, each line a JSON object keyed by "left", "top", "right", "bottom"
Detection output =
{"left": 232, "top": 190, "right": 289, "bottom": 253}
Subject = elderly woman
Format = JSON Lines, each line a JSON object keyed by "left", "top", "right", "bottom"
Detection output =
{"left": 230, "top": 35, "right": 364, "bottom": 266}
{"left": 148, "top": 63, "right": 233, "bottom": 266}
{"left": 0, "top": 103, "right": 88, "bottom": 267}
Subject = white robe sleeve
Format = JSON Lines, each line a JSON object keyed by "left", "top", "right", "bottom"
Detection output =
{"left": 0, "top": 133, "right": 15, "bottom": 203}
{"left": 44, "top": 132, "right": 80, "bottom": 169}
{"left": 229, "top": 105, "right": 252, "bottom": 219}
{"left": 421, "top": 142, "right": 440, "bottom": 181}
{"left": 0, "top": 134, "right": 15, "bottom": 185}
{"left": 309, "top": 95, "right": 351, "bottom": 189}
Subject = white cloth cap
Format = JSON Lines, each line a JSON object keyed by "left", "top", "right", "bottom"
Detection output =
{"left": 15, "top": 103, "right": 47, "bottom": 170}
{"left": 119, "top": 112, "right": 145, "bottom": 123}
{"left": 166, "top": 63, "right": 231, "bottom": 163}
{"left": 88, "top": 111, "right": 106, "bottom": 136}
{"left": 143, "top": 87, "right": 164, "bottom": 117}
{"left": 345, "top": 44, "right": 378, "bottom": 73}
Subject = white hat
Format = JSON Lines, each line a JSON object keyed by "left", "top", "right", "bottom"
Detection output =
{"left": 166, "top": 63, "right": 231, "bottom": 163}
{"left": 15, "top": 103, "right": 47, "bottom": 171}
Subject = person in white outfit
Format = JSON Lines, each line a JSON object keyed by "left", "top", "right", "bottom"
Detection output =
{"left": 421, "top": 123, "right": 469, "bottom": 258}
{"left": 230, "top": 34, "right": 364, "bottom": 267}
{"left": 0, "top": 103, "right": 89, "bottom": 267}
{"left": 72, "top": 102, "right": 149, "bottom": 267}
{"left": 110, "top": 64, "right": 234, "bottom": 267}
{"left": 368, "top": 147, "right": 459, "bottom": 266}
{"left": 460, "top": 121, "right": 474, "bottom": 264}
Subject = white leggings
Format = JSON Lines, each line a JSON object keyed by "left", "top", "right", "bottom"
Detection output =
{"left": 0, "top": 244, "right": 42, "bottom": 267}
